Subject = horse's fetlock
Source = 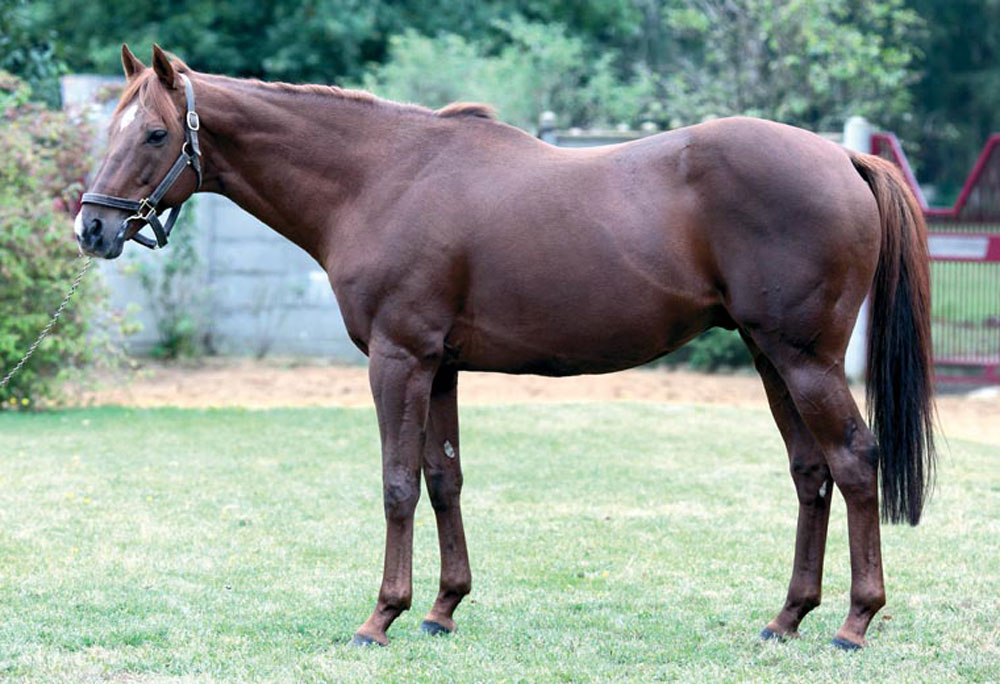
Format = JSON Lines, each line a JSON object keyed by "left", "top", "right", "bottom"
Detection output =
{"left": 796, "top": 592, "right": 821, "bottom": 613}
{"left": 441, "top": 577, "right": 472, "bottom": 599}
{"left": 379, "top": 590, "right": 413, "bottom": 613}
{"left": 852, "top": 586, "right": 886, "bottom": 614}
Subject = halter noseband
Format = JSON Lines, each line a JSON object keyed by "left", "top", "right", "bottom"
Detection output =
{"left": 81, "top": 73, "right": 202, "bottom": 249}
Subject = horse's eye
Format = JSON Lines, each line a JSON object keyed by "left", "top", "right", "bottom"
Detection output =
{"left": 145, "top": 129, "right": 168, "bottom": 145}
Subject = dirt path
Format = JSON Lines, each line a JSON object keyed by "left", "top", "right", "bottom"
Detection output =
{"left": 78, "top": 359, "right": 1000, "bottom": 447}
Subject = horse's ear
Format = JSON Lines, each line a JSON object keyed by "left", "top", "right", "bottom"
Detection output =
{"left": 151, "top": 44, "right": 176, "bottom": 89}
{"left": 121, "top": 44, "right": 145, "bottom": 80}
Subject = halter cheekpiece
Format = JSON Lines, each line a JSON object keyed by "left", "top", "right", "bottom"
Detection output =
{"left": 81, "top": 73, "right": 202, "bottom": 249}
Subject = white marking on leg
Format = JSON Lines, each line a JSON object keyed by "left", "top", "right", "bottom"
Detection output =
{"left": 118, "top": 103, "right": 138, "bottom": 131}
{"left": 74, "top": 211, "right": 85, "bottom": 238}
{"left": 818, "top": 481, "right": 828, "bottom": 498}
{"left": 443, "top": 440, "right": 455, "bottom": 459}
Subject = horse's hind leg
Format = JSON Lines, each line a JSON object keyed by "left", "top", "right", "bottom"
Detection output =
{"left": 419, "top": 367, "right": 472, "bottom": 635}
{"left": 758, "top": 341, "right": 886, "bottom": 649}
{"left": 744, "top": 335, "right": 834, "bottom": 640}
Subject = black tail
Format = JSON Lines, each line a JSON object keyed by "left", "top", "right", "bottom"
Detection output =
{"left": 850, "top": 151, "right": 936, "bottom": 526}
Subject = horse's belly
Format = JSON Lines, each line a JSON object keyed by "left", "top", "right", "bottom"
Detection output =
{"left": 446, "top": 287, "right": 718, "bottom": 376}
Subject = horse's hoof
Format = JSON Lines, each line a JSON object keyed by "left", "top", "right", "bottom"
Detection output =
{"left": 832, "top": 636, "right": 863, "bottom": 651}
{"left": 760, "top": 627, "right": 797, "bottom": 642}
{"left": 760, "top": 627, "right": 783, "bottom": 642}
{"left": 420, "top": 619, "right": 453, "bottom": 636}
{"left": 350, "top": 632, "right": 384, "bottom": 647}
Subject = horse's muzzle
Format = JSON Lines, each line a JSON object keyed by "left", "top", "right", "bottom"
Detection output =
{"left": 74, "top": 209, "right": 126, "bottom": 259}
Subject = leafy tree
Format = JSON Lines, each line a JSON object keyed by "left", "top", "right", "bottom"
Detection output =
{"left": 361, "top": 18, "right": 653, "bottom": 130}
{"left": 12, "top": 0, "right": 923, "bottom": 138}
{"left": 0, "top": 0, "right": 67, "bottom": 106}
{"left": 17, "top": 1, "right": 577, "bottom": 91}
{"left": 904, "top": 0, "right": 1000, "bottom": 203}
{"left": 655, "top": 0, "right": 922, "bottom": 130}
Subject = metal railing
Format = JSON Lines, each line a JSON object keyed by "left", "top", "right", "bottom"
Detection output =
{"left": 872, "top": 132, "right": 1000, "bottom": 384}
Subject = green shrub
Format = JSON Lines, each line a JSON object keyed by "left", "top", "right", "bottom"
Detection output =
{"left": 0, "top": 71, "right": 98, "bottom": 408}
{"left": 654, "top": 328, "right": 753, "bottom": 373}
{"left": 686, "top": 328, "right": 752, "bottom": 372}
{"left": 360, "top": 19, "right": 655, "bottom": 131}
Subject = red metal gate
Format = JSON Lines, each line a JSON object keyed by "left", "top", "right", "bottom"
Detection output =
{"left": 871, "top": 132, "right": 1000, "bottom": 384}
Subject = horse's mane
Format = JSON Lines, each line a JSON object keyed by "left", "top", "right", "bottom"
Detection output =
{"left": 114, "top": 55, "right": 497, "bottom": 129}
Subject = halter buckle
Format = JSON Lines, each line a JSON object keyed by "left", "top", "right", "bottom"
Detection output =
{"left": 186, "top": 111, "right": 200, "bottom": 131}
{"left": 128, "top": 197, "right": 157, "bottom": 223}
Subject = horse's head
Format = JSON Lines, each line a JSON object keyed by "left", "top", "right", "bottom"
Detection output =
{"left": 76, "top": 44, "right": 201, "bottom": 259}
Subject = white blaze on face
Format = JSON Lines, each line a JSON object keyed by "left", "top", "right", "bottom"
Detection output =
{"left": 118, "top": 103, "right": 138, "bottom": 132}
{"left": 74, "top": 211, "right": 85, "bottom": 238}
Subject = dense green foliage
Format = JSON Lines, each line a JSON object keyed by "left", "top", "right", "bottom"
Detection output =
{"left": 5, "top": 0, "right": 995, "bottom": 192}
{"left": 907, "top": 0, "right": 1000, "bottom": 203}
{"left": 684, "top": 329, "right": 753, "bottom": 372}
{"left": 0, "top": 72, "right": 97, "bottom": 406}
{"left": 361, "top": 19, "right": 655, "bottom": 130}
{"left": 1, "top": 403, "right": 997, "bottom": 680}
{"left": 0, "top": 0, "right": 66, "bottom": 106}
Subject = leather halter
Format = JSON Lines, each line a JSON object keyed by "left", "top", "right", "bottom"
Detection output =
{"left": 81, "top": 73, "right": 202, "bottom": 249}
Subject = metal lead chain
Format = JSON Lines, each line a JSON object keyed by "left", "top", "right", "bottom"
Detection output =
{"left": 0, "top": 256, "right": 93, "bottom": 391}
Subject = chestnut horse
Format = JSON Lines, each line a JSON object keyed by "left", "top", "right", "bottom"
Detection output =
{"left": 77, "top": 45, "right": 935, "bottom": 650}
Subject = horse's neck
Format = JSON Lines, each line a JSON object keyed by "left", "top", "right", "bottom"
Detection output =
{"left": 194, "top": 75, "right": 396, "bottom": 264}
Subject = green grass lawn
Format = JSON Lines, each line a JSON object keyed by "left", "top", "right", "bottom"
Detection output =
{"left": 1, "top": 403, "right": 998, "bottom": 683}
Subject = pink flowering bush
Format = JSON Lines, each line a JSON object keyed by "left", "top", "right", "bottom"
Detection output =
{"left": 0, "top": 70, "right": 98, "bottom": 407}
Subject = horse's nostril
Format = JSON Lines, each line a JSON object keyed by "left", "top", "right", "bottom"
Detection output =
{"left": 86, "top": 217, "right": 103, "bottom": 237}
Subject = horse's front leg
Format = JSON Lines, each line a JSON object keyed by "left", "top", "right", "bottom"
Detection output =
{"left": 419, "top": 367, "right": 472, "bottom": 635}
{"left": 352, "top": 346, "right": 437, "bottom": 646}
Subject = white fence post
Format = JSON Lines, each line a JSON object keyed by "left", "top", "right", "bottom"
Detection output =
{"left": 843, "top": 116, "right": 874, "bottom": 382}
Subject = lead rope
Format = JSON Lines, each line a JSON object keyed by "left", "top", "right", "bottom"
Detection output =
{"left": 0, "top": 255, "right": 93, "bottom": 391}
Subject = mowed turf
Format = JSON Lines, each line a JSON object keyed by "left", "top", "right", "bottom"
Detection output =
{"left": 0, "top": 403, "right": 997, "bottom": 683}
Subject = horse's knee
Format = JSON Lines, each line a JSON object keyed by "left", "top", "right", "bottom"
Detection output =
{"left": 384, "top": 475, "right": 420, "bottom": 521}
{"left": 789, "top": 452, "right": 831, "bottom": 505}
{"left": 426, "top": 468, "right": 462, "bottom": 514}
